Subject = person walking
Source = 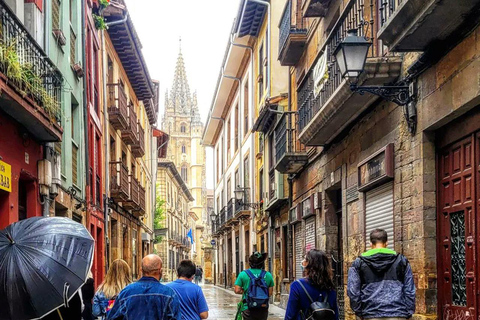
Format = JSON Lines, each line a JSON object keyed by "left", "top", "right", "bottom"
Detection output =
{"left": 166, "top": 260, "right": 209, "bottom": 320}
{"left": 81, "top": 272, "right": 95, "bottom": 320}
{"left": 347, "top": 228, "right": 416, "bottom": 320}
{"left": 93, "top": 259, "right": 132, "bottom": 320}
{"left": 285, "top": 249, "right": 339, "bottom": 320}
{"left": 234, "top": 252, "right": 274, "bottom": 320}
{"left": 107, "top": 254, "right": 181, "bottom": 320}
{"left": 194, "top": 267, "right": 202, "bottom": 285}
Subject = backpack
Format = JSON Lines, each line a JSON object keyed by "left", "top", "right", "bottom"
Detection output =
{"left": 296, "top": 280, "right": 336, "bottom": 320}
{"left": 244, "top": 269, "right": 270, "bottom": 309}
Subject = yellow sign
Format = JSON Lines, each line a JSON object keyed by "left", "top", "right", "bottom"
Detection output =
{"left": 0, "top": 160, "right": 12, "bottom": 192}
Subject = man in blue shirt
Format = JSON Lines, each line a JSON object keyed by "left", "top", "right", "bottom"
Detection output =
{"left": 107, "top": 254, "right": 181, "bottom": 320}
{"left": 166, "top": 260, "right": 209, "bottom": 320}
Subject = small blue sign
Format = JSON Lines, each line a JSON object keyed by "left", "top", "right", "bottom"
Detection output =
{"left": 210, "top": 239, "right": 216, "bottom": 246}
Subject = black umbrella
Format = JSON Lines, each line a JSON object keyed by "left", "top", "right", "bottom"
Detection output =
{"left": 0, "top": 217, "right": 94, "bottom": 320}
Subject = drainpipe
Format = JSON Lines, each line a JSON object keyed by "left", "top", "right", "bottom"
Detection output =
{"left": 99, "top": 11, "right": 129, "bottom": 272}
{"left": 237, "top": 0, "right": 271, "bottom": 98}
{"left": 81, "top": 0, "right": 90, "bottom": 216}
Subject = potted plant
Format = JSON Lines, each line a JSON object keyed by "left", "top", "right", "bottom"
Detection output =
{"left": 93, "top": 14, "right": 107, "bottom": 30}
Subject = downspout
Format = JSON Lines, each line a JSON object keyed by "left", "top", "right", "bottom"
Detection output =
{"left": 238, "top": 0, "right": 271, "bottom": 98}
{"left": 81, "top": 0, "right": 90, "bottom": 209}
{"left": 100, "top": 11, "right": 129, "bottom": 272}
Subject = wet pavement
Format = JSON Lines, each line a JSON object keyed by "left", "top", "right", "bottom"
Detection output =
{"left": 201, "top": 284, "right": 285, "bottom": 320}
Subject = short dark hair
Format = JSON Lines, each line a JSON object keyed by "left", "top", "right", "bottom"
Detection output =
{"left": 177, "top": 260, "right": 196, "bottom": 278}
{"left": 370, "top": 228, "right": 388, "bottom": 245}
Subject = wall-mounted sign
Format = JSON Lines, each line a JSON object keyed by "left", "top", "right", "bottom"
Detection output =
{"left": 0, "top": 160, "right": 12, "bottom": 192}
{"left": 358, "top": 144, "right": 394, "bottom": 192}
{"left": 313, "top": 47, "right": 329, "bottom": 97}
{"left": 210, "top": 239, "right": 216, "bottom": 246}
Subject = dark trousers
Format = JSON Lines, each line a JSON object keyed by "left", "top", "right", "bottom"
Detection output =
{"left": 242, "top": 308, "right": 269, "bottom": 320}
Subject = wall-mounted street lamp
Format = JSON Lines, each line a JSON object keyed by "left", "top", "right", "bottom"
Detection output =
{"left": 334, "top": 29, "right": 417, "bottom": 133}
{"left": 234, "top": 187, "right": 261, "bottom": 209}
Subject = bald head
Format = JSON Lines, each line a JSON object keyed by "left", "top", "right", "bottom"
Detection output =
{"left": 142, "top": 254, "right": 163, "bottom": 279}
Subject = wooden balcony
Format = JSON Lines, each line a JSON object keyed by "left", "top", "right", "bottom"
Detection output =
{"left": 278, "top": 1, "right": 307, "bottom": 66}
{"left": 0, "top": 2, "right": 63, "bottom": 142}
{"left": 110, "top": 162, "right": 129, "bottom": 202}
{"left": 131, "top": 122, "right": 145, "bottom": 158}
{"left": 378, "top": 0, "right": 480, "bottom": 52}
{"left": 107, "top": 83, "right": 128, "bottom": 131}
{"left": 274, "top": 113, "right": 308, "bottom": 174}
{"left": 297, "top": 0, "right": 402, "bottom": 146}
{"left": 134, "top": 185, "right": 146, "bottom": 216}
{"left": 123, "top": 175, "right": 139, "bottom": 210}
{"left": 121, "top": 105, "right": 138, "bottom": 145}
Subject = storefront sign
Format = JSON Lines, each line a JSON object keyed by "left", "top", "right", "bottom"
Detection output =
{"left": 0, "top": 160, "right": 12, "bottom": 192}
{"left": 358, "top": 144, "right": 394, "bottom": 192}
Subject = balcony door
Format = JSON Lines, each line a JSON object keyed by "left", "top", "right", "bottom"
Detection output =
{"left": 438, "top": 135, "right": 477, "bottom": 320}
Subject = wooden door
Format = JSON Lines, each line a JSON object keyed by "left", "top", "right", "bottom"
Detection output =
{"left": 438, "top": 135, "right": 477, "bottom": 320}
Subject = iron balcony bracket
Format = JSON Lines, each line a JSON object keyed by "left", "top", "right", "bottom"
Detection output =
{"left": 350, "top": 82, "right": 417, "bottom": 135}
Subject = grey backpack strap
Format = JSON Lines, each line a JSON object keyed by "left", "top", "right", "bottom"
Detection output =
{"left": 296, "top": 280, "right": 314, "bottom": 304}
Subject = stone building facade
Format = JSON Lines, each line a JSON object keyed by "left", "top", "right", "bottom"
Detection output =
{"left": 162, "top": 48, "right": 208, "bottom": 267}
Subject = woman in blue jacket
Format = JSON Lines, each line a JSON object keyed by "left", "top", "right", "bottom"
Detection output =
{"left": 285, "top": 249, "right": 339, "bottom": 320}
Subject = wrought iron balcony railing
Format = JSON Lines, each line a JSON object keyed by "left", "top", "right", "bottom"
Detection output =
{"left": 278, "top": 0, "right": 307, "bottom": 66}
{"left": 274, "top": 113, "right": 308, "bottom": 174}
{"left": 297, "top": 0, "right": 386, "bottom": 133}
{"left": 0, "top": 2, "right": 62, "bottom": 122}
{"left": 227, "top": 199, "right": 234, "bottom": 221}
{"left": 219, "top": 207, "right": 226, "bottom": 227}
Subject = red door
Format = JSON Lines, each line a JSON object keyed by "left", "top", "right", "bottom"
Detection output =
{"left": 438, "top": 135, "right": 477, "bottom": 320}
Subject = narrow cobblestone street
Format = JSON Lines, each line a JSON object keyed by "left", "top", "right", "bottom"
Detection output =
{"left": 201, "top": 284, "right": 286, "bottom": 320}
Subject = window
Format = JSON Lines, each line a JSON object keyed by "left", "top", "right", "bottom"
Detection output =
{"left": 244, "top": 81, "right": 249, "bottom": 136}
{"left": 221, "top": 136, "right": 224, "bottom": 175}
{"left": 259, "top": 169, "right": 264, "bottom": 201}
{"left": 181, "top": 145, "right": 186, "bottom": 154}
{"left": 109, "top": 136, "right": 115, "bottom": 162}
{"left": 244, "top": 157, "right": 249, "bottom": 203}
{"left": 268, "top": 134, "right": 275, "bottom": 170}
{"left": 52, "top": 0, "right": 61, "bottom": 31}
{"left": 234, "top": 169, "right": 239, "bottom": 191}
{"left": 95, "top": 134, "right": 101, "bottom": 207}
{"left": 69, "top": 0, "right": 76, "bottom": 66}
{"left": 181, "top": 166, "right": 188, "bottom": 183}
{"left": 71, "top": 103, "right": 79, "bottom": 186}
{"left": 258, "top": 43, "right": 264, "bottom": 102}
{"left": 365, "top": 182, "right": 394, "bottom": 250}
{"left": 216, "top": 146, "right": 220, "bottom": 182}
{"left": 180, "top": 123, "right": 186, "bottom": 133}
{"left": 227, "top": 177, "right": 231, "bottom": 200}
{"left": 93, "top": 45, "right": 99, "bottom": 114}
{"left": 259, "top": 133, "right": 264, "bottom": 154}
{"left": 235, "top": 104, "right": 239, "bottom": 152}
{"left": 227, "top": 118, "right": 231, "bottom": 154}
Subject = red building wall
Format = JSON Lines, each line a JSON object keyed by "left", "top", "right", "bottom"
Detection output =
{"left": 0, "top": 111, "right": 43, "bottom": 228}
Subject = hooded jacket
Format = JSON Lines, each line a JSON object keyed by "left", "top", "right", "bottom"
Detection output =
{"left": 347, "top": 248, "right": 416, "bottom": 319}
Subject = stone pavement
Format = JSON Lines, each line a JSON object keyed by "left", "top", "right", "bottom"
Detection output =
{"left": 201, "top": 284, "right": 286, "bottom": 320}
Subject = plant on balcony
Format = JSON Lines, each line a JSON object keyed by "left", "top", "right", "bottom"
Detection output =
{"left": 93, "top": 14, "right": 107, "bottom": 30}
{"left": 0, "top": 39, "right": 60, "bottom": 119}
{"left": 99, "top": 0, "right": 110, "bottom": 9}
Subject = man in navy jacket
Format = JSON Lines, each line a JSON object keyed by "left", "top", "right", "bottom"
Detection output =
{"left": 347, "top": 229, "right": 416, "bottom": 319}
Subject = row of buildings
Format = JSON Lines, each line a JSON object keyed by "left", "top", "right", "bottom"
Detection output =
{"left": 0, "top": 0, "right": 165, "bottom": 286}
{"left": 204, "top": 0, "right": 480, "bottom": 319}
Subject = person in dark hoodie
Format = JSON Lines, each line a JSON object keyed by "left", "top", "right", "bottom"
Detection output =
{"left": 347, "top": 228, "right": 416, "bottom": 319}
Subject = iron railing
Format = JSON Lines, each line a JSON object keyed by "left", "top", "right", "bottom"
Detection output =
{"left": 379, "top": 0, "right": 403, "bottom": 27}
{"left": 297, "top": 0, "right": 386, "bottom": 133}
{"left": 219, "top": 207, "right": 226, "bottom": 227}
{"left": 279, "top": 0, "right": 307, "bottom": 56}
{"left": 275, "top": 112, "right": 306, "bottom": 163}
{"left": 0, "top": 2, "right": 62, "bottom": 121}
{"left": 269, "top": 171, "right": 275, "bottom": 200}
{"left": 227, "top": 199, "right": 234, "bottom": 221}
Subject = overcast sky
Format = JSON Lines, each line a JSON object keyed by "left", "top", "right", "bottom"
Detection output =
{"left": 125, "top": 0, "right": 241, "bottom": 190}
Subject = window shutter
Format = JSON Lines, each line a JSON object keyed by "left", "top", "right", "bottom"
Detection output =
{"left": 365, "top": 182, "right": 394, "bottom": 249}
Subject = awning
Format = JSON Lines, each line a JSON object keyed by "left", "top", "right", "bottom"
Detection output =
{"left": 153, "top": 128, "right": 169, "bottom": 158}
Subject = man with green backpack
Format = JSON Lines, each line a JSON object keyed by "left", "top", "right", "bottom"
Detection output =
{"left": 234, "top": 252, "right": 274, "bottom": 320}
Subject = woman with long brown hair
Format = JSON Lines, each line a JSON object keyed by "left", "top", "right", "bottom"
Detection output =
{"left": 285, "top": 249, "right": 339, "bottom": 320}
{"left": 92, "top": 259, "right": 132, "bottom": 319}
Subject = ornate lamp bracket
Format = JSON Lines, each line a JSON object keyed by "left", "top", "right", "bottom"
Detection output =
{"left": 350, "top": 81, "right": 417, "bottom": 134}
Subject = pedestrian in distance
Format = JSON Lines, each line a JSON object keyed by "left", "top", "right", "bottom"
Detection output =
{"left": 166, "top": 260, "right": 209, "bottom": 320}
{"left": 285, "top": 249, "right": 339, "bottom": 320}
{"left": 93, "top": 259, "right": 132, "bottom": 320}
{"left": 195, "top": 267, "right": 202, "bottom": 285}
{"left": 106, "top": 254, "right": 181, "bottom": 320}
{"left": 347, "top": 228, "right": 416, "bottom": 320}
{"left": 234, "top": 252, "right": 274, "bottom": 320}
{"left": 81, "top": 271, "right": 95, "bottom": 320}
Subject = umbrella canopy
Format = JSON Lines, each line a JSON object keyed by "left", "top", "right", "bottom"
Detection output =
{"left": 0, "top": 217, "right": 94, "bottom": 320}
